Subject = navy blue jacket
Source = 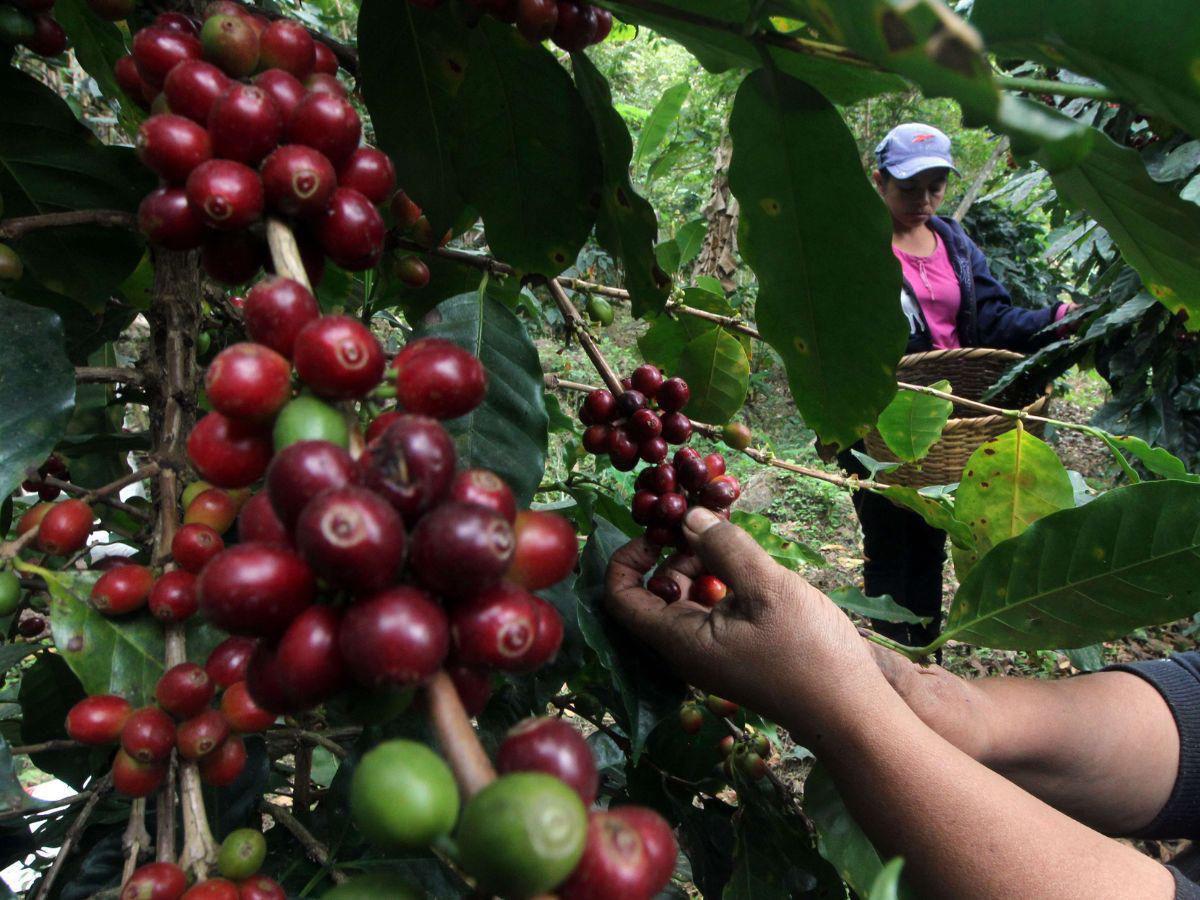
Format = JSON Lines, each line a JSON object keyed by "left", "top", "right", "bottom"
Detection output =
{"left": 902, "top": 216, "right": 1064, "bottom": 354}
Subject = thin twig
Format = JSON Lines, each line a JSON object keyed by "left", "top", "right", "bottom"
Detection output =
{"left": 294, "top": 738, "right": 313, "bottom": 818}
{"left": 993, "top": 74, "right": 1120, "bottom": 101}
{"left": 32, "top": 774, "right": 113, "bottom": 900}
{"left": 267, "top": 728, "right": 354, "bottom": 760}
{"left": 266, "top": 217, "right": 313, "bottom": 292}
{"left": 75, "top": 366, "right": 145, "bottom": 387}
{"left": 9, "top": 739, "right": 80, "bottom": 755}
{"left": 156, "top": 755, "right": 177, "bottom": 865}
{"left": 425, "top": 670, "right": 496, "bottom": 799}
{"left": 261, "top": 801, "right": 349, "bottom": 884}
{"left": 0, "top": 210, "right": 136, "bottom": 240}
{"left": 120, "top": 798, "right": 151, "bottom": 885}
{"left": 40, "top": 474, "right": 154, "bottom": 523}
{"left": 544, "top": 279, "right": 624, "bottom": 395}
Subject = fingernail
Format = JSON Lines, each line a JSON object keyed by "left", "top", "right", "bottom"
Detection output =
{"left": 684, "top": 506, "right": 721, "bottom": 533}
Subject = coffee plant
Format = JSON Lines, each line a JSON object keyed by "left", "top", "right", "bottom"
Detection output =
{"left": 2, "top": 0, "right": 1200, "bottom": 897}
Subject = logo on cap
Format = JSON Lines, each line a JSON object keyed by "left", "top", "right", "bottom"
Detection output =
{"left": 911, "top": 133, "right": 936, "bottom": 143}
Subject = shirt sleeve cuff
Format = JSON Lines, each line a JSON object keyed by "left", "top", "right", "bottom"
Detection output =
{"left": 1104, "top": 658, "right": 1200, "bottom": 839}
{"left": 1171, "top": 867, "right": 1200, "bottom": 900}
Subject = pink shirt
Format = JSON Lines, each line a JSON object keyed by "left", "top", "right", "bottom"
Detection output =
{"left": 893, "top": 232, "right": 962, "bottom": 350}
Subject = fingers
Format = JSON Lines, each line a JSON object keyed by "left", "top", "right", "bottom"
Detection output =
{"left": 606, "top": 538, "right": 710, "bottom": 659}
{"left": 681, "top": 507, "right": 788, "bottom": 609}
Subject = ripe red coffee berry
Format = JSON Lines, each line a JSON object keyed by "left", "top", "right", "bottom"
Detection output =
{"left": 552, "top": 0, "right": 598, "bottom": 51}
{"left": 171, "top": 523, "right": 224, "bottom": 574}
{"left": 560, "top": 806, "right": 678, "bottom": 900}
{"left": 647, "top": 463, "right": 677, "bottom": 494}
{"left": 630, "top": 364, "right": 664, "bottom": 399}
{"left": 243, "top": 276, "right": 319, "bottom": 358}
{"left": 449, "top": 469, "right": 517, "bottom": 522}
{"left": 205, "top": 635, "right": 257, "bottom": 688}
{"left": 338, "top": 147, "right": 396, "bottom": 204}
{"left": 409, "top": 502, "right": 515, "bottom": 598}
{"left": 581, "top": 425, "right": 610, "bottom": 455}
{"left": 304, "top": 71, "right": 346, "bottom": 98}
{"left": 628, "top": 408, "right": 661, "bottom": 442}
{"left": 675, "top": 455, "right": 709, "bottom": 493}
{"left": 258, "top": 18, "right": 315, "bottom": 78}
{"left": 132, "top": 26, "right": 202, "bottom": 87}
{"left": 390, "top": 190, "right": 423, "bottom": 229}
{"left": 154, "top": 12, "right": 199, "bottom": 35}
{"left": 674, "top": 446, "right": 701, "bottom": 466}
{"left": 199, "top": 735, "right": 246, "bottom": 787}
{"left": 312, "top": 40, "right": 338, "bottom": 75}
{"left": 184, "top": 487, "right": 239, "bottom": 535}
{"left": 516, "top": 0, "right": 558, "bottom": 41}
{"left": 579, "top": 388, "right": 616, "bottom": 425}
{"left": 273, "top": 604, "right": 347, "bottom": 708}
{"left": 244, "top": 650, "right": 298, "bottom": 719}
{"left": 607, "top": 429, "right": 638, "bottom": 471}
{"left": 207, "top": 84, "right": 281, "bottom": 165}
{"left": 66, "top": 695, "right": 132, "bottom": 745}
{"left": 339, "top": 586, "right": 450, "bottom": 688}
{"left": 156, "top": 662, "right": 214, "bottom": 719}
{"left": 115, "top": 54, "right": 150, "bottom": 109}
{"left": 113, "top": 750, "right": 167, "bottom": 798}
{"left": 137, "top": 114, "right": 212, "bottom": 183}
{"left": 615, "top": 390, "right": 647, "bottom": 418}
{"left": 639, "top": 437, "right": 669, "bottom": 464}
{"left": 657, "top": 377, "right": 690, "bottom": 412}
{"left": 497, "top": 717, "right": 599, "bottom": 805}
{"left": 239, "top": 878, "right": 286, "bottom": 900}
{"left": 120, "top": 862, "right": 188, "bottom": 900}
{"left": 252, "top": 68, "right": 306, "bottom": 120}
{"left": 200, "top": 13, "right": 259, "bottom": 77}
{"left": 293, "top": 314, "right": 385, "bottom": 399}
{"left": 365, "top": 410, "right": 404, "bottom": 445}
{"left": 139, "top": 187, "right": 206, "bottom": 251}
{"left": 187, "top": 412, "right": 272, "bottom": 488}
{"left": 690, "top": 574, "right": 728, "bottom": 607}
{"left": 186, "top": 159, "right": 264, "bottom": 230}
{"left": 394, "top": 337, "right": 488, "bottom": 420}
{"left": 507, "top": 509, "right": 578, "bottom": 591}
{"left": 357, "top": 415, "right": 457, "bottom": 524}
{"left": 180, "top": 879, "right": 239, "bottom": 900}
{"left": 450, "top": 582, "right": 541, "bottom": 671}
{"left": 286, "top": 91, "right": 361, "bottom": 166}
{"left": 316, "top": 188, "right": 386, "bottom": 270}
{"left": 396, "top": 255, "right": 432, "bottom": 289}
{"left": 698, "top": 478, "right": 737, "bottom": 511}
{"left": 163, "top": 59, "right": 229, "bottom": 124}
{"left": 659, "top": 412, "right": 692, "bottom": 445}
{"left": 237, "top": 491, "right": 291, "bottom": 547}
{"left": 523, "top": 594, "right": 565, "bottom": 671}
{"left": 36, "top": 500, "right": 93, "bottom": 556}
{"left": 296, "top": 485, "right": 406, "bottom": 594}
{"left": 120, "top": 706, "right": 176, "bottom": 763}
{"left": 220, "top": 680, "right": 275, "bottom": 732}
{"left": 631, "top": 491, "right": 659, "bottom": 526}
{"left": 176, "top": 709, "right": 230, "bottom": 760}
{"left": 266, "top": 439, "right": 356, "bottom": 529}
{"left": 653, "top": 492, "right": 687, "bottom": 527}
{"left": 201, "top": 230, "right": 268, "bottom": 285}
{"left": 90, "top": 564, "right": 154, "bottom": 615}
{"left": 205, "top": 342, "right": 292, "bottom": 423}
{"left": 148, "top": 569, "right": 199, "bottom": 622}
{"left": 260, "top": 144, "right": 336, "bottom": 219}
{"left": 704, "top": 453, "right": 726, "bottom": 479}
{"left": 647, "top": 574, "right": 680, "bottom": 604}
{"left": 197, "top": 543, "right": 316, "bottom": 638}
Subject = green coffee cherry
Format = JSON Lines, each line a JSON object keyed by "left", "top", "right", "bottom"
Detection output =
{"left": 350, "top": 740, "right": 459, "bottom": 850}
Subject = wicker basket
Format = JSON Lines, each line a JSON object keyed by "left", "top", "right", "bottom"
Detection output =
{"left": 863, "top": 348, "right": 1052, "bottom": 488}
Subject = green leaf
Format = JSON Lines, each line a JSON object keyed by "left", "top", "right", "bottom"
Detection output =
{"left": 941, "top": 480, "right": 1200, "bottom": 651}
{"left": 729, "top": 67, "right": 906, "bottom": 448}
{"left": 828, "top": 586, "right": 930, "bottom": 625}
{"left": 46, "top": 568, "right": 225, "bottom": 707}
{"left": 870, "top": 858, "right": 907, "bottom": 900}
{"left": 0, "top": 735, "right": 43, "bottom": 815}
{"left": 675, "top": 218, "right": 708, "bottom": 269}
{"left": 674, "top": 328, "right": 749, "bottom": 426}
{"left": 875, "top": 380, "right": 953, "bottom": 463}
{"left": 877, "top": 485, "right": 976, "bottom": 550}
{"left": 0, "top": 295, "right": 76, "bottom": 503}
{"left": 638, "top": 286, "right": 750, "bottom": 376}
{"left": 1064, "top": 644, "right": 1105, "bottom": 672}
{"left": 572, "top": 53, "right": 671, "bottom": 318}
{"left": 358, "top": 0, "right": 468, "bottom": 235}
{"left": 731, "top": 510, "right": 826, "bottom": 569}
{"left": 412, "top": 288, "right": 549, "bottom": 505}
{"left": 634, "top": 81, "right": 689, "bottom": 170}
{"left": 1112, "top": 435, "right": 1200, "bottom": 482}
{"left": 954, "top": 428, "right": 1074, "bottom": 571}
{"left": 0, "top": 644, "right": 40, "bottom": 675}
{"left": 453, "top": 19, "right": 601, "bottom": 276}
{"left": 54, "top": 0, "right": 140, "bottom": 134}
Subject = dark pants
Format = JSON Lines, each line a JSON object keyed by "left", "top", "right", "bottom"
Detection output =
{"left": 840, "top": 449, "right": 946, "bottom": 648}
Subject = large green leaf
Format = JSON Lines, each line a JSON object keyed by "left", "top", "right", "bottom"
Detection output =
{"left": 412, "top": 289, "right": 548, "bottom": 505}
{"left": 674, "top": 328, "right": 749, "bottom": 426}
{"left": 572, "top": 53, "right": 671, "bottom": 318}
{"left": 954, "top": 427, "right": 1074, "bottom": 575}
{"left": 971, "top": 0, "right": 1200, "bottom": 140}
{"left": 358, "top": 0, "right": 468, "bottom": 235}
{"left": 54, "top": 0, "right": 140, "bottom": 134}
{"left": 731, "top": 510, "right": 826, "bottom": 570}
{"left": 0, "top": 295, "right": 76, "bottom": 503}
{"left": 828, "top": 586, "right": 929, "bottom": 625}
{"left": 453, "top": 19, "right": 601, "bottom": 277}
{"left": 729, "top": 67, "right": 906, "bottom": 448}
{"left": 874, "top": 379, "right": 953, "bottom": 463}
{"left": 1112, "top": 435, "right": 1200, "bottom": 482}
{"left": 637, "top": 286, "right": 750, "bottom": 375}
{"left": 634, "top": 81, "right": 689, "bottom": 170}
{"left": 877, "top": 485, "right": 976, "bottom": 550}
{"left": 940, "top": 480, "right": 1200, "bottom": 651}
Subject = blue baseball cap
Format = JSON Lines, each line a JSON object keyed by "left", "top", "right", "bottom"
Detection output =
{"left": 874, "top": 123, "right": 959, "bottom": 180}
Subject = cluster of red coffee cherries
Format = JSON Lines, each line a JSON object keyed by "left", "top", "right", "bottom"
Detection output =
{"left": 0, "top": 0, "right": 67, "bottom": 58}
{"left": 20, "top": 454, "right": 70, "bottom": 502}
{"left": 122, "top": 828, "right": 281, "bottom": 900}
{"left": 431, "top": 0, "right": 614, "bottom": 52}
{"left": 123, "top": 2, "right": 400, "bottom": 286}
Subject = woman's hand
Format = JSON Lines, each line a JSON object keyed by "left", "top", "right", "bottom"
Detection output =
{"left": 605, "top": 507, "right": 891, "bottom": 743}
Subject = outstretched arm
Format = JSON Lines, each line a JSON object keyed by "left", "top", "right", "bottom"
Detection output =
{"left": 606, "top": 508, "right": 1176, "bottom": 900}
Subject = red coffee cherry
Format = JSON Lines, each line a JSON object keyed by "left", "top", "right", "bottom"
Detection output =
{"left": 237, "top": 491, "right": 291, "bottom": 547}
{"left": 312, "top": 40, "right": 338, "bottom": 75}
{"left": 199, "top": 735, "right": 246, "bottom": 787}
{"left": 293, "top": 315, "right": 385, "bottom": 399}
{"left": 394, "top": 338, "right": 488, "bottom": 420}
{"left": 156, "top": 662, "right": 214, "bottom": 719}
{"left": 149, "top": 569, "right": 199, "bottom": 622}
{"left": 647, "top": 574, "right": 680, "bottom": 604}
{"left": 653, "top": 493, "right": 688, "bottom": 527}
{"left": 497, "top": 717, "right": 598, "bottom": 805}
{"left": 674, "top": 446, "right": 701, "bottom": 466}
{"left": 337, "top": 147, "right": 396, "bottom": 205}
{"left": 704, "top": 453, "right": 726, "bottom": 479}
{"left": 220, "top": 680, "right": 275, "bottom": 732}
{"left": 286, "top": 91, "right": 361, "bottom": 166}
{"left": 66, "top": 695, "right": 132, "bottom": 745}
{"left": 628, "top": 408, "right": 661, "bottom": 442}
{"left": 579, "top": 390, "right": 616, "bottom": 427}
{"left": 137, "top": 114, "right": 212, "bottom": 184}
{"left": 171, "top": 523, "right": 224, "bottom": 574}
{"left": 646, "top": 463, "right": 677, "bottom": 495}
{"left": 643, "top": 525, "right": 681, "bottom": 549}
{"left": 581, "top": 425, "right": 610, "bottom": 455}
{"left": 448, "top": 665, "right": 492, "bottom": 717}
{"left": 698, "top": 478, "right": 737, "bottom": 511}
{"left": 516, "top": 0, "right": 558, "bottom": 41}
{"left": 448, "top": 469, "right": 517, "bottom": 523}
{"left": 201, "top": 230, "right": 268, "bottom": 285}
{"left": 207, "top": 83, "right": 282, "bottom": 165}
{"left": 523, "top": 594, "right": 564, "bottom": 671}
{"left": 615, "top": 390, "right": 647, "bottom": 418}
{"left": 296, "top": 485, "right": 406, "bottom": 594}
{"left": 121, "top": 862, "right": 188, "bottom": 900}
{"left": 154, "top": 12, "right": 199, "bottom": 36}
{"left": 552, "top": 0, "right": 597, "bottom": 51}
{"left": 559, "top": 806, "right": 678, "bottom": 900}
{"left": 657, "top": 377, "right": 690, "bottom": 412}
{"left": 592, "top": 7, "right": 613, "bottom": 43}
{"left": 631, "top": 364, "right": 664, "bottom": 399}
{"left": 690, "top": 574, "right": 728, "bottom": 607}
{"left": 272, "top": 604, "right": 346, "bottom": 708}
{"left": 139, "top": 187, "right": 206, "bottom": 250}
{"left": 176, "top": 709, "right": 230, "bottom": 760}
{"left": 607, "top": 429, "right": 638, "bottom": 472}
{"left": 450, "top": 582, "right": 543, "bottom": 671}
{"left": 675, "top": 455, "right": 709, "bottom": 493}
{"left": 357, "top": 415, "right": 457, "bottom": 525}
{"left": 266, "top": 440, "right": 356, "bottom": 530}
{"left": 36, "top": 499, "right": 94, "bottom": 556}
{"left": 200, "top": 13, "right": 259, "bottom": 77}
{"left": 205, "top": 635, "right": 257, "bottom": 689}
{"left": 238, "top": 878, "right": 286, "bottom": 900}
{"left": 187, "top": 412, "right": 272, "bottom": 488}
{"left": 339, "top": 586, "right": 449, "bottom": 688}
{"left": 639, "top": 437, "right": 668, "bottom": 464}
{"left": 132, "top": 26, "right": 202, "bottom": 87}
{"left": 90, "top": 564, "right": 154, "bottom": 615}
{"left": 163, "top": 58, "right": 229, "bottom": 124}
{"left": 252, "top": 68, "right": 306, "bottom": 120}
{"left": 507, "top": 509, "right": 578, "bottom": 591}
{"left": 260, "top": 144, "right": 337, "bottom": 219}
{"left": 659, "top": 412, "right": 692, "bottom": 445}
{"left": 115, "top": 54, "right": 148, "bottom": 107}
{"left": 243, "top": 276, "right": 320, "bottom": 359}
{"left": 112, "top": 749, "right": 167, "bottom": 797}
{"left": 631, "top": 491, "right": 658, "bottom": 526}
{"left": 364, "top": 410, "right": 403, "bottom": 445}
{"left": 120, "top": 706, "right": 176, "bottom": 763}
{"left": 390, "top": 190, "right": 423, "bottom": 229}
{"left": 409, "top": 502, "right": 515, "bottom": 598}
{"left": 722, "top": 421, "right": 752, "bottom": 451}
{"left": 197, "top": 543, "right": 316, "bottom": 638}
{"left": 316, "top": 188, "right": 386, "bottom": 270}
{"left": 186, "top": 159, "right": 265, "bottom": 230}
{"left": 304, "top": 71, "right": 346, "bottom": 98}
{"left": 205, "top": 342, "right": 292, "bottom": 424}
{"left": 243, "top": 643, "right": 298, "bottom": 715}
{"left": 184, "top": 487, "right": 239, "bottom": 535}
{"left": 396, "top": 255, "right": 432, "bottom": 289}
{"left": 258, "top": 18, "right": 315, "bottom": 78}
